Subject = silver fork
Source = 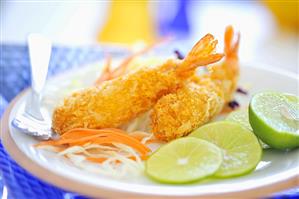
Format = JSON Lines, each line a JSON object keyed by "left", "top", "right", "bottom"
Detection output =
{"left": 12, "top": 34, "right": 56, "bottom": 140}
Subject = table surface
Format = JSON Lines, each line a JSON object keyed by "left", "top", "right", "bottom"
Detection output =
{"left": 0, "top": 44, "right": 298, "bottom": 199}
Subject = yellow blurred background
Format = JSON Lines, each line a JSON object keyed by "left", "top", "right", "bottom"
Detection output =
{"left": 263, "top": 0, "right": 298, "bottom": 32}
{"left": 99, "top": 0, "right": 155, "bottom": 44}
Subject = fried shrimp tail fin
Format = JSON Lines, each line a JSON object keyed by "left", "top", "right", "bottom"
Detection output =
{"left": 176, "top": 34, "right": 224, "bottom": 77}
{"left": 214, "top": 25, "right": 240, "bottom": 101}
{"left": 225, "top": 25, "right": 240, "bottom": 58}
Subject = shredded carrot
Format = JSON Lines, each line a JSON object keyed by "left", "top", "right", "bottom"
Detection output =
{"left": 61, "top": 128, "right": 150, "bottom": 155}
{"left": 36, "top": 128, "right": 151, "bottom": 159}
{"left": 71, "top": 135, "right": 150, "bottom": 156}
{"left": 95, "top": 54, "right": 112, "bottom": 85}
{"left": 36, "top": 134, "right": 106, "bottom": 146}
{"left": 60, "top": 128, "right": 124, "bottom": 139}
{"left": 94, "top": 37, "right": 171, "bottom": 85}
{"left": 86, "top": 157, "right": 107, "bottom": 163}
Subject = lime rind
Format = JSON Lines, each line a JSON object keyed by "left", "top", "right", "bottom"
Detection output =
{"left": 145, "top": 137, "right": 223, "bottom": 184}
{"left": 189, "top": 121, "right": 262, "bottom": 178}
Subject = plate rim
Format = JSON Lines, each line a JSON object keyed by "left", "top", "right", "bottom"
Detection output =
{"left": 1, "top": 65, "right": 299, "bottom": 198}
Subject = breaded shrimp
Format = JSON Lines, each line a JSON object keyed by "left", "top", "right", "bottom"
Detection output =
{"left": 52, "top": 34, "right": 223, "bottom": 134}
{"left": 151, "top": 26, "right": 240, "bottom": 141}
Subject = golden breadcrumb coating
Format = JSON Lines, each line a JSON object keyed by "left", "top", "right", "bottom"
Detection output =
{"left": 53, "top": 63, "right": 179, "bottom": 134}
{"left": 52, "top": 34, "right": 223, "bottom": 134}
{"left": 151, "top": 26, "right": 240, "bottom": 141}
{"left": 151, "top": 81, "right": 224, "bottom": 141}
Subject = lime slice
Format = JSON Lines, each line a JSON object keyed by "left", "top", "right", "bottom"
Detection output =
{"left": 145, "top": 137, "right": 223, "bottom": 183}
{"left": 226, "top": 109, "right": 269, "bottom": 149}
{"left": 189, "top": 121, "right": 262, "bottom": 178}
{"left": 249, "top": 91, "right": 299, "bottom": 150}
{"left": 226, "top": 109, "right": 252, "bottom": 130}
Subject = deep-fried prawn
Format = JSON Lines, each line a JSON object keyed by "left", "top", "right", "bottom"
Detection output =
{"left": 151, "top": 26, "right": 240, "bottom": 141}
{"left": 52, "top": 34, "right": 223, "bottom": 134}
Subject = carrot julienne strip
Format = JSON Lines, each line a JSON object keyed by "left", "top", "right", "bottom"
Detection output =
{"left": 86, "top": 157, "right": 107, "bottom": 163}
{"left": 60, "top": 128, "right": 125, "bottom": 139}
{"left": 36, "top": 128, "right": 151, "bottom": 158}
{"left": 94, "top": 37, "right": 171, "bottom": 85}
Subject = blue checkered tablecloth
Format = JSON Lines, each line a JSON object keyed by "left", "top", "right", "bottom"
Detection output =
{"left": 0, "top": 44, "right": 298, "bottom": 199}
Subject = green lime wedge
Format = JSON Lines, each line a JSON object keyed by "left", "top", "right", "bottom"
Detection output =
{"left": 189, "top": 121, "right": 262, "bottom": 178}
{"left": 145, "top": 137, "right": 223, "bottom": 183}
{"left": 226, "top": 109, "right": 269, "bottom": 149}
{"left": 249, "top": 91, "right": 299, "bottom": 150}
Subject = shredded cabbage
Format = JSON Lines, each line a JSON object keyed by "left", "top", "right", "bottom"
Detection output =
{"left": 44, "top": 142, "right": 146, "bottom": 178}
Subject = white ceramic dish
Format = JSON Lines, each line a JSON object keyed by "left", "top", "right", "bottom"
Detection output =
{"left": 1, "top": 62, "right": 299, "bottom": 198}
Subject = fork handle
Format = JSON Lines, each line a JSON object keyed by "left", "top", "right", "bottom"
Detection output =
{"left": 28, "top": 34, "right": 52, "bottom": 93}
{"left": 25, "top": 34, "right": 52, "bottom": 120}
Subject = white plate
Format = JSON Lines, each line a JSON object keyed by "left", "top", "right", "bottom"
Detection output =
{"left": 2, "top": 62, "right": 299, "bottom": 198}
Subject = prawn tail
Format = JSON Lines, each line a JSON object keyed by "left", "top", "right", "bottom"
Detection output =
{"left": 176, "top": 34, "right": 224, "bottom": 77}
{"left": 224, "top": 25, "right": 240, "bottom": 59}
{"left": 221, "top": 26, "right": 241, "bottom": 102}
